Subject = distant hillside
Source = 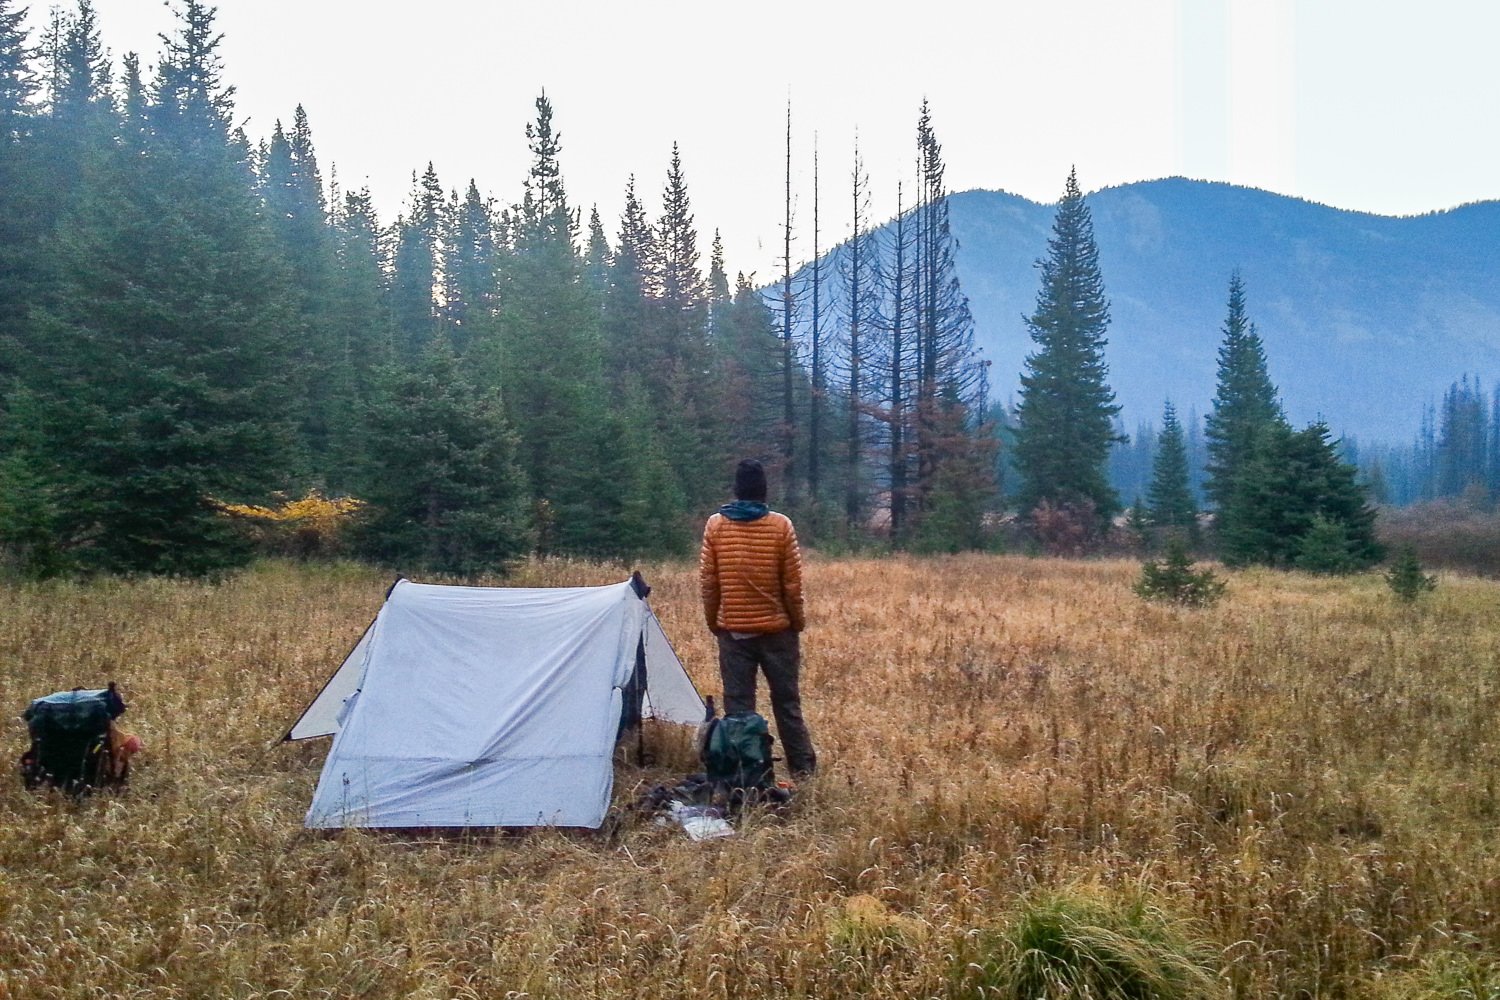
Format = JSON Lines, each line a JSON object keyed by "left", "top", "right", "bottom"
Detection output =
{"left": 791, "top": 178, "right": 1500, "bottom": 443}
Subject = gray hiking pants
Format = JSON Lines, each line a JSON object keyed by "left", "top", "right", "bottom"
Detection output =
{"left": 717, "top": 629, "right": 817, "bottom": 777}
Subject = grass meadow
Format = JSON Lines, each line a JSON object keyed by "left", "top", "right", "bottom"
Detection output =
{"left": 2, "top": 554, "right": 1499, "bottom": 998}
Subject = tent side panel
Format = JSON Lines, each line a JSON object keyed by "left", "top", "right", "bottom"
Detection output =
{"left": 304, "top": 749, "right": 616, "bottom": 828}
{"left": 642, "top": 613, "right": 706, "bottom": 724}
{"left": 287, "top": 618, "right": 377, "bottom": 741}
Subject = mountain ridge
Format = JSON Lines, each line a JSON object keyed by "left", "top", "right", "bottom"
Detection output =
{"left": 948, "top": 178, "right": 1500, "bottom": 441}
{"left": 792, "top": 178, "right": 1500, "bottom": 443}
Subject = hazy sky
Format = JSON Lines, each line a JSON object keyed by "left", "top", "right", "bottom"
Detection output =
{"left": 29, "top": 0, "right": 1500, "bottom": 280}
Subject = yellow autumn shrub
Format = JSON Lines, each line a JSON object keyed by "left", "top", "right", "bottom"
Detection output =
{"left": 214, "top": 489, "right": 365, "bottom": 558}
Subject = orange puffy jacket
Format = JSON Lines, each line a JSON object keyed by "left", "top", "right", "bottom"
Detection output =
{"left": 699, "top": 509, "right": 805, "bottom": 635}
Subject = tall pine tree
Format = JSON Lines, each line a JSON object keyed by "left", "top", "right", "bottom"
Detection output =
{"left": 496, "top": 93, "right": 617, "bottom": 556}
{"left": 1012, "top": 168, "right": 1120, "bottom": 525}
{"left": 1203, "top": 272, "right": 1283, "bottom": 512}
{"left": 389, "top": 162, "right": 445, "bottom": 358}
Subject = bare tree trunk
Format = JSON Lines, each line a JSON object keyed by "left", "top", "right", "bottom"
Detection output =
{"left": 781, "top": 101, "right": 797, "bottom": 505}
{"left": 808, "top": 137, "right": 822, "bottom": 504}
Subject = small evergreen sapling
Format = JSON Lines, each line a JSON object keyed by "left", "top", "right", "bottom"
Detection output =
{"left": 1135, "top": 537, "right": 1225, "bottom": 607}
{"left": 1386, "top": 545, "right": 1437, "bottom": 602}
{"left": 1125, "top": 496, "right": 1151, "bottom": 551}
{"left": 1294, "top": 513, "right": 1361, "bottom": 575}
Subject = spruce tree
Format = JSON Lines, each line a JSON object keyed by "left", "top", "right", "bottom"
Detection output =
{"left": 1147, "top": 400, "right": 1197, "bottom": 540}
{"left": 496, "top": 93, "right": 616, "bottom": 556}
{"left": 584, "top": 204, "right": 610, "bottom": 295}
{"left": 1436, "top": 375, "right": 1487, "bottom": 498}
{"left": 259, "top": 106, "right": 344, "bottom": 482}
{"left": 359, "top": 345, "right": 533, "bottom": 574}
{"left": 1219, "top": 421, "right": 1382, "bottom": 569}
{"left": 1012, "top": 168, "right": 1120, "bottom": 524}
{"left": 389, "top": 163, "right": 444, "bottom": 358}
{"left": 0, "top": 0, "right": 34, "bottom": 135}
{"left": 1135, "top": 536, "right": 1225, "bottom": 606}
{"left": 652, "top": 144, "right": 717, "bottom": 507}
{"left": 1386, "top": 545, "right": 1436, "bottom": 601}
{"left": 22, "top": 0, "right": 298, "bottom": 574}
{"left": 715, "top": 272, "right": 785, "bottom": 466}
{"left": 602, "top": 174, "right": 657, "bottom": 382}
{"left": 443, "top": 179, "right": 499, "bottom": 357}
{"left": 37, "top": 0, "right": 110, "bottom": 206}
{"left": 325, "top": 185, "right": 391, "bottom": 491}
{"left": 1203, "top": 272, "right": 1283, "bottom": 514}
{"left": 0, "top": 0, "right": 39, "bottom": 382}
{"left": 707, "top": 229, "right": 729, "bottom": 333}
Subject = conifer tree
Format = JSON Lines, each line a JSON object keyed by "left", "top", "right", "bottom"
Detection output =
{"left": 259, "top": 107, "right": 344, "bottom": 480}
{"left": 715, "top": 272, "right": 785, "bottom": 465}
{"left": 658, "top": 143, "right": 707, "bottom": 330}
{"left": 325, "top": 184, "right": 391, "bottom": 490}
{"left": 1489, "top": 392, "right": 1500, "bottom": 497}
{"left": 1386, "top": 545, "right": 1436, "bottom": 601}
{"left": 906, "top": 101, "right": 990, "bottom": 545}
{"left": 877, "top": 181, "right": 917, "bottom": 538}
{"left": 1147, "top": 400, "right": 1197, "bottom": 540}
{"left": 21, "top": 0, "right": 297, "bottom": 574}
{"left": 359, "top": 344, "right": 533, "bottom": 574}
{"left": 584, "top": 204, "right": 610, "bottom": 294}
{"left": 807, "top": 139, "right": 827, "bottom": 504}
{"left": 38, "top": 0, "right": 110, "bottom": 196}
{"left": 1219, "top": 421, "right": 1381, "bottom": 569}
{"left": 707, "top": 229, "right": 729, "bottom": 333}
{"left": 0, "top": 0, "right": 39, "bottom": 381}
{"left": 390, "top": 162, "right": 444, "bottom": 357}
{"left": 443, "top": 179, "right": 498, "bottom": 356}
{"left": 602, "top": 175, "right": 658, "bottom": 387}
{"left": 497, "top": 93, "right": 616, "bottom": 556}
{"left": 1436, "top": 375, "right": 1487, "bottom": 498}
{"left": 0, "top": 0, "right": 34, "bottom": 135}
{"left": 558, "top": 375, "right": 687, "bottom": 559}
{"left": 1012, "top": 168, "right": 1120, "bottom": 524}
{"left": 912, "top": 385, "right": 998, "bottom": 553}
{"left": 1203, "top": 272, "right": 1283, "bottom": 513}
{"left": 651, "top": 144, "right": 718, "bottom": 508}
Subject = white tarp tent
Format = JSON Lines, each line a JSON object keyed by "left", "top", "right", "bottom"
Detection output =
{"left": 286, "top": 576, "right": 704, "bottom": 829}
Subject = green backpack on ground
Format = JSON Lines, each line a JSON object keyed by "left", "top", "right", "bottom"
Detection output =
{"left": 703, "top": 711, "right": 774, "bottom": 792}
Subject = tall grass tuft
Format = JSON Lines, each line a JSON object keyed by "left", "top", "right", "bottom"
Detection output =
{"left": 959, "top": 886, "right": 1221, "bottom": 1000}
{"left": 1367, "top": 947, "right": 1500, "bottom": 999}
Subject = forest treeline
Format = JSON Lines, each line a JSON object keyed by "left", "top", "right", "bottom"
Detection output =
{"left": 0, "top": 1, "right": 1393, "bottom": 578}
{"left": 0, "top": 0, "right": 1001, "bottom": 575}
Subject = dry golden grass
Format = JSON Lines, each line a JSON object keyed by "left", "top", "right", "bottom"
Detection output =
{"left": 2, "top": 554, "right": 1499, "bottom": 998}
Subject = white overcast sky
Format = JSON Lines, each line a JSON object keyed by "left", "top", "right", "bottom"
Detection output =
{"left": 28, "top": 0, "right": 1500, "bottom": 280}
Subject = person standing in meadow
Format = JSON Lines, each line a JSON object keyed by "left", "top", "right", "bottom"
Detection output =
{"left": 699, "top": 459, "right": 817, "bottom": 778}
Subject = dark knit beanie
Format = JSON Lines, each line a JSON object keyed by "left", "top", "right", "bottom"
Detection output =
{"left": 734, "top": 459, "right": 767, "bottom": 502}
